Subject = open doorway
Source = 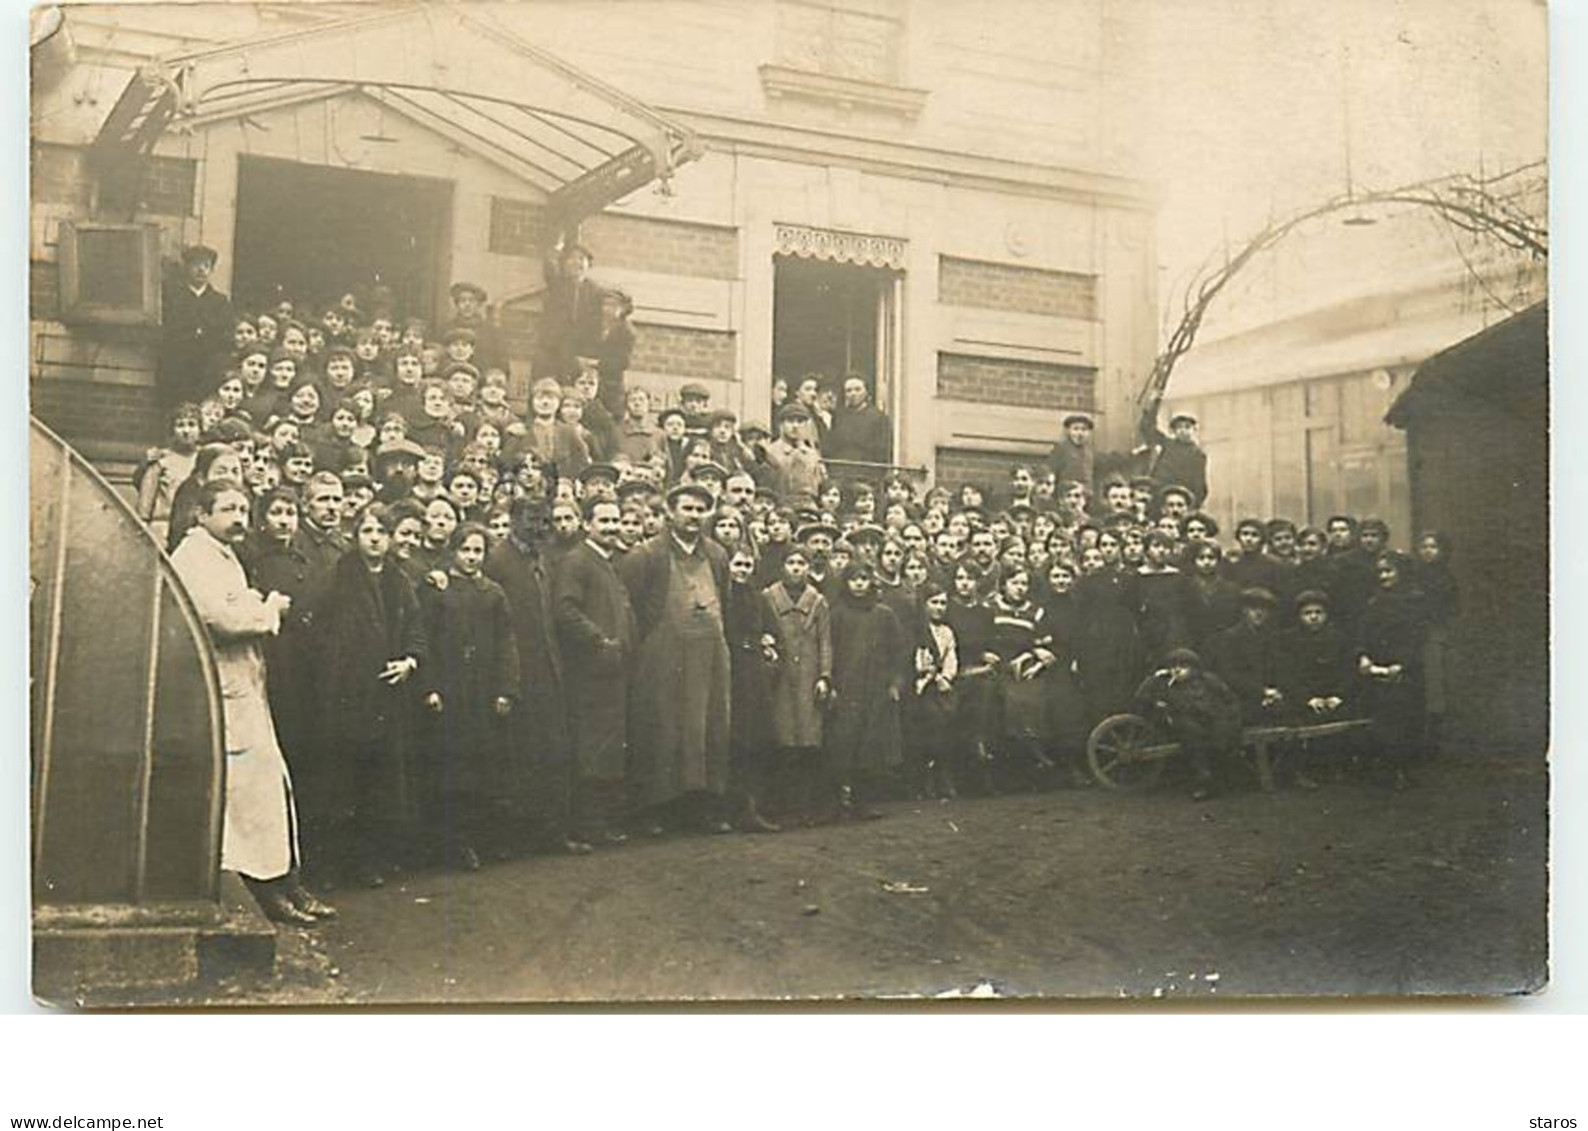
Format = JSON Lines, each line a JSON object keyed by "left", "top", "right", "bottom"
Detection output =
{"left": 772, "top": 255, "right": 900, "bottom": 432}
{"left": 231, "top": 156, "right": 453, "bottom": 323}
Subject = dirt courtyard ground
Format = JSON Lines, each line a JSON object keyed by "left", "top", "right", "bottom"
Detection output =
{"left": 223, "top": 746, "right": 1547, "bottom": 1007}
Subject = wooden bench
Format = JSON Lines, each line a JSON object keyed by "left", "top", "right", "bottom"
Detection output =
{"left": 1086, "top": 713, "right": 1374, "bottom": 791}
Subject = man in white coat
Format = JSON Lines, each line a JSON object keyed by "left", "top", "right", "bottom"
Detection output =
{"left": 170, "top": 480, "right": 336, "bottom": 925}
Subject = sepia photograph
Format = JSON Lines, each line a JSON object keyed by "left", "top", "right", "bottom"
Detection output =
{"left": 24, "top": 0, "right": 1550, "bottom": 1008}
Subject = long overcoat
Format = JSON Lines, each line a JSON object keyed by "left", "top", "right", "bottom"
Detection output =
{"left": 484, "top": 537, "right": 572, "bottom": 786}
{"left": 620, "top": 534, "right": 733, "bottom": 805}
{"left": 763, "top": 581, "right": 831, "bottom": 749}
{"left": 316, "top": 553, "right": 428, "bottom": 823}
{"left": 419, "top": 571, "right": 520, "bottom": 800}
{"left": 554, "top": 541, "right": 637, "bottom": 781}
{"left": 169, "top": 528, "right": 296, "bottom": 881}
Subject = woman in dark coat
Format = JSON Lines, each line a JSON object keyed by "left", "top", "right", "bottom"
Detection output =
{"left": 1183, "top": 541, "right": 1243, "bottom": 651}
{"left": 317, "top": 504, "right": 427, "bottom": 885}
{"left": 722, "top": 543, "right": 782, "bottom": 832}
{"left": 1410, "top": 531, "right": 1459, "bottom": 757}
{"left": 1356, "top": 553, "right": 1430, "bottom": 788}
{"left": 419, "top": 523, "right": 520, "bottom": 869}
{"left": 824, "top": 561, "right": 905, "bottom": 819}
{"left": 1037, "top": 559, "right": 1092, "bottom": 787}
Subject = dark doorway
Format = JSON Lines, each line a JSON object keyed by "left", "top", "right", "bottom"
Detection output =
{"left": 772, "top": 256, "right": 893, "bottom": 397}
{"left": 231, "top": 156, "right": 453, "bottom": 322}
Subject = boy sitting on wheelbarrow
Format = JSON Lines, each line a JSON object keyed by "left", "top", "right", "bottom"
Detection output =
{"left": 1133, "top": 648, "right": 1244, "bottom": 801}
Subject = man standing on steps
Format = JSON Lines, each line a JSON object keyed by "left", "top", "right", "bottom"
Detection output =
{"left": 158, "top": 244, "right": 235, "bottom": 410}
{"left": 170, "top": 480, "right": 336, "bottom": 926}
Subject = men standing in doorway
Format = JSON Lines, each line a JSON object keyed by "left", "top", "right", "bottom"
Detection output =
{"left": 825, "top": 373, "right": 892, "bottom": 468}
{"left": 158, "top": 245, "right": 236, "bottom": 410}
{"left": 170, "top": 481, "right": 335, "bottom": 925}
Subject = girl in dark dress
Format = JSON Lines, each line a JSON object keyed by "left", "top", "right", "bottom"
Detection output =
{"left": 1038, "top": 559, "right": 1092, "bottom": 787}
{"left": 985, "top": 566, "right": 1059, "bottom": 790}
{"left": 419, "top": 523, "right": 521, "bottom": 869}
{"left": 907, "top": 582, "right": 963, "bottom": 799}
{"left": 824, "top": 561, "right": 904, "bottom": 820}
{"left": 722, "top": 544, "right": 782, "bottom": 832}
{"left": 317, "top": 504, "right": 427, "bottom": 885}
{"left": 947, "top": 561, "right": 998, "bottom": 792}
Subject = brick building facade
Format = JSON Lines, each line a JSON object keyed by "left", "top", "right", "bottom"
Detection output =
{"left": 31, "top": 2, "right": 1158, "bottom": 485}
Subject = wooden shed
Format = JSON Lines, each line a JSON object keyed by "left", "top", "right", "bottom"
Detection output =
{"left": 1385, "top": 301, "right": 1548, "bottom": 757}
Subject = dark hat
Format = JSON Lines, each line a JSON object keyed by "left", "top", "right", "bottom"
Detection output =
{"left": 665, "top": 482, "right": 716, "bottom": 508}
{"left": 706, "top": 408, "right": 738, "bottom": 427}
{"left": 1235, "top": 517, "right": 1266, "bottom": 535}
{"left": 657, "top": 406, "right": 688, "bottom": 426}
{"left": 1157, "top": 484, "right": 1194, "bottom": 505}
{"left": 1130, "top": 475, "right": 1158, "bottom": 491}
{"left": 848, "top": 523, "right": 888, "bottom": 545}
{"left": 1265, "top": 517, "right": 1297, "bottom": 536}
{"left": 442, "top": 327, "right": 477, "bottom": 346}
{"left": 616, "top": 480, "right": 655, "bottom": 502}
{"left": 181, "top": 244, "right": 218, "bottom": 267}
{"left": 679, "top": 382, "right": 711, "bottom": 401}
{"left": 373, "top": 438, "right": 426, "bottom": 465}
{"left": 796, "top": 521, "right": 840, "bottom": 542}
{"left": 1239, "top": 586, "right": 1279, "bottom": 609}
{"left": 577, "top": 463, "right": 620, "bottom": 484}
{"left": 776, "top": 403, "right": 811, "bottom": 423}
{"left": 687, "top": 461, "right": 729, "bottom": 483}
{"left": 440, "top": 361, "right": 481, "bottom": 383}
{"left": 1169, "top": 413, "right": 1198, "bottom": 429}
{"left": 740, "top": 420, "right": 771, "bottom": 439}
{"left": 450, "top": 281, "right": 488, "bottom": 301}
{"left": 1294, "top": 588, "right": 1331, "bottom": 610}
{"left": 1184, "top": 512, "right": 1220, "bottom": 537}
{"left": 1062, "top": 414, "right": 1094, "bottom": 430}
{"left": 1360, "top": 517, "right": 1390, "bottom": 535}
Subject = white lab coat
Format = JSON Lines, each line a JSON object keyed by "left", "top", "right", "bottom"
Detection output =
{"left": 170, "top": 527, "right": 297, "bottom": 881}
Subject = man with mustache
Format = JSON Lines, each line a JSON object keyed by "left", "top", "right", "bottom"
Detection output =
{"left": 170, "top": 480, "right": 336, "bottom": 926}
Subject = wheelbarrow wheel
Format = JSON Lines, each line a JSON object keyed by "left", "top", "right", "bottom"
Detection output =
{"left": 1087, "top": 713, "right": 1172, "bottom": 790}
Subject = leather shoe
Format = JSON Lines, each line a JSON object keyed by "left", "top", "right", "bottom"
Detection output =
{"left": 290, "top": 886, "right": 339, "bottom": 919}
{"left": 259, "top": 890, "right": 319, "bottom": 926}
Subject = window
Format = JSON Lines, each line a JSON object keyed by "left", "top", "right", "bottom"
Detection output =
{"left": 57, "top": 222, "right": 162, "bottom": 326}
{"left": 99, "top": 156, "right": 197, "bottom": 217}
{"left": 489, "top": 197, "right": 546, "bottom": 258}
{"left": 776, "top": 0, "right": 906, "bottom": 85}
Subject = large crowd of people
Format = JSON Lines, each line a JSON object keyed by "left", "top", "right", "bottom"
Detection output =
{"left": 145, "top": 242, "right": 1460, "bottom": 926}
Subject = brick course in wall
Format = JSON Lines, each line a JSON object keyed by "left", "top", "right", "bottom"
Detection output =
{"left": 937, "top": 352, "right": 1096, "bottom": 412}
{"left": 583, "top": 213, "right": 739, "bottom": 280}
{"left": 631, "top": 323, "right": 737, "bottom": 381}
{"left": 938, "top": 255, "right": 1097, "bottom": 319}
{"left": 935, "top": 447, "right": 1040, "bottom": 491}
{"left": 32, "top": 379, "right": 162, "bottom": 450}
